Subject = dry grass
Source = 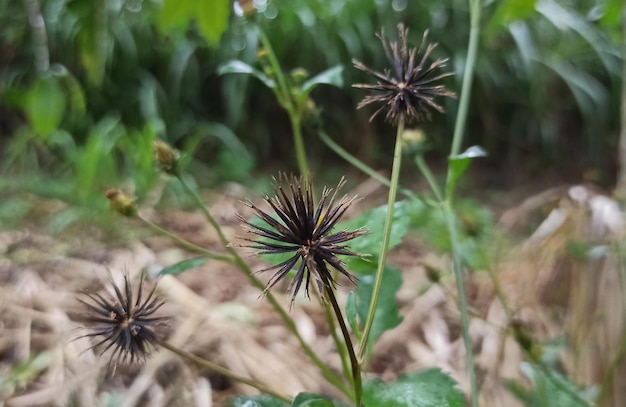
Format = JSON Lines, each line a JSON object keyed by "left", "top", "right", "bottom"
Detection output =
{"left": 1, "top": 184, "right": 624, "bottom": 406}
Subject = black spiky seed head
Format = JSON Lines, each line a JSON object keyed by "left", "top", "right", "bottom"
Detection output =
{"left": 352, "top": 23, "right": 456, "bottom": 125}
{"left": 239, "top": 175, "right": 365, "bottom": 306}
{"left": 79, "top": 272, "right": 168, "bottom": 366}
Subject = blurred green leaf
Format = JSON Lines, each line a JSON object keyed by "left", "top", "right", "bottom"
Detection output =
{"left": 447, "top": 146, "right": 487, "bottom": 194}
{"left": 297, "top": 65, "right": 344, "bottom": 106}
{"left": 218, "top": 60, "right": 276, "bottom": 89}
{"left": 159, "top": 257, "right": 208, "bottom": 276}
{"left": 0, "top": 352, "right": 51, "bottom": 398}
{"left": 158, "top": 0, "right": 229, "bottom": 46}
{"left": 228, "top": 395, "right": 289, "bottom": 407}
{"left": 291, "top": 393, "right": 336, "bottom": 407}
{"left": 349, "top": 259, "right": 403, "bottom": 349}
{"left": 23, "top": 76, "right": 67, "bottom": 138}
{"left": 507, "top": 363, "right": 597, "bottom": 407}
{"left": 363, "top": 368, "right": 464, "bottom": 407}
{"left": 485, "top": 0, "right": 538, "bottom": 38}
{"left": 196, "top": 0, "right": 230, "bottom": 46}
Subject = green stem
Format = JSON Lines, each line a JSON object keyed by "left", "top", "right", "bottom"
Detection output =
{"left": 175, "top": 175, "right": 350, "bottom": 397}
{"left": 319, "top": 130, "right": 417, "bottom": 199}
{"left": 449, "top": 0, "right": 481, "bottom": 158}
{"left": 258, "top": 28, "right": 291, "bottom": 109}
{"left": 324, "top": 281, "right": 362, "bottom": 406}
{"left": 136, "top": 215, "right": 233, "bottom": 263}
{"left": 442, "top": 200, "right": 479, "bottom": 407}
{"left": 441, "top": 1, "right": 482, "bottom": 405}
{"left": 319, "top": 130, "right": 390, "bottom": 187}
{"left": 290, "top": 113, "right": 310, "bottom": 178}
{"left": 321, "top": 293, "right": 353, "bottom": 394}
{"left": 159, "top": 340, "right": 292, "bottom": 403}
{"left": 358, "top": 119, "right": 404, "bottom": 360}
{"left": 415, "top": 155, "right": 443, "bottom": 202}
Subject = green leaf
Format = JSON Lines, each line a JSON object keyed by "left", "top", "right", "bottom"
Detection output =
{"left": 159, "top": 257, "right": 208, "bottom": 276}
{"left": 339, "top": 199, "right": 426, "bottom": 257}
{"left": 508, "top": 363, "right": 597, "bottom": 407}
{"left": 229, "top": 395, "right": 289, "bottom": 407}
{"left": 196, "top": 0, "right": 230, "bottom": 46}
{"left": 158, "top": 0, "right": 230, "bottom": 46}
{"left": 23, "top": 76, "right": 67, "bottom": 138}
{"left": 291, "top": 393, "right": 335, "bottom": 407}
{"left": 363, "top": 368, "right": 464, "bottom": 407}
{"left": 485, "top": 0, "right": 538, "bottom": 38}
{"left": 350, "top": 259, "right": 403, "bottom": 348}
{"left": 218, "top": 60, "right": 276, "bottom": 89}
{"left": 296, "top": 65, "right": 344, "bottom": 106}
{"left": 345, "top": 291, "right": 360, "bottom": 340}
{"left": 447, "top": 145, "right": 487, "bottom": 194}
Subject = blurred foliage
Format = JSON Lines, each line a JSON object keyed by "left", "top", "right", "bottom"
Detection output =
{"left": 0, "top": 0, "right": 623, "bottom": 230}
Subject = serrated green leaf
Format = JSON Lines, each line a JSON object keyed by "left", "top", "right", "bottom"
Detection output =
{"left": 339, "top": 199, "right": 426, "bottom": 257}
{"left": 229, "top": 395, "right": 290, "bottom": 407}
{"left": 297, "top": 65, "right": 343, "bottom": 106}
{"left": 23, "top": 76, "right": 67, "bottom": 138}
{"left": 447, "top": 146, "right": 487, "bottom": 194}
{"left": 349, "top": 259, "right": 402, "bottom": 348}
{"left": 363, "top": 368, "right": 464, "bottom": 407}
{"left": 291, "top": 393, "right": 335, "bottom": 407}
{"left": 159, "top": 257, "right": 208, "bottom": 276}
{"left": 218, "top": 60, "right": 276, "bottom": 89}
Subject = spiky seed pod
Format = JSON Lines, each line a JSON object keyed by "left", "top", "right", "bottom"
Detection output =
{"left": 79, "top": 273, "right": 168, "bottom": 365}
{"left": 240, "top": 175, "right": 365, "bottom": 306}
{"left": 353, "top": 23, "right": 456, "bottom": 125}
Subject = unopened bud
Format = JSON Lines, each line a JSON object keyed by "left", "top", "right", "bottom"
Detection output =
{"left": 105, "top": 188, "right": 137, "bottom": 217}
{"left": 153, "top": 139, "right": 179, "bottom": 175}
{"left": 401, "top": 128, "right": 426, "bottom": 153}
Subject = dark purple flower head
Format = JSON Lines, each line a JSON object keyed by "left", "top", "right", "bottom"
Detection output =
{"left": 353, "top": 23, "right": 456, "bottom": 125}
{"left": 79, "top": 273, "right": 168, "bottom": 366}
{"left": 240, "top": 175, "right": 364, "bottom": 306}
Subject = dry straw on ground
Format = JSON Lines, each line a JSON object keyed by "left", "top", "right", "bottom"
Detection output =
{"left": 0, "top": 184, "right": 624, "bottom": 406}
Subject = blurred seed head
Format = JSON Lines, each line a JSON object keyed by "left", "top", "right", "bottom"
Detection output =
{"left": 105, "top": 188, "right": 137, "bottom": 217}
{"left": 353, "top": 23, "right": 456, "bottom": 125}
{"left": 153, "top": 139, "right": 180, "bottom": 175}
{"left": 240, "top": 174, "right": 365, "bottom": 306}
{"left": 78, "top": 272, "right": 168, "bottom": 366}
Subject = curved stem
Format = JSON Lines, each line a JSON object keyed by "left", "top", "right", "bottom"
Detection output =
{"left": 136, "top": 215, "right": 233, "bottom": 263}
{"left": 358, "top": 119, "right": 404, "bottom": 360}
{"left": 324, "top": 283, "right": 362, "bottom": 406}
{"left": 321, "top": 292, "right": 352, "bottom": 392}
{"left": 174, "top": 175, "right": 350, "bottom": 397}
{"left": 159, "top": 340, "right": 292, "bottom": 403}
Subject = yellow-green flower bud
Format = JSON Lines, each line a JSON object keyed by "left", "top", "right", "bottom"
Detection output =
{"left": 153, "top": 139, "right": 179, "bottom": 175}
{"left": 105, "top": 188, "right": 137, "bottom": 217}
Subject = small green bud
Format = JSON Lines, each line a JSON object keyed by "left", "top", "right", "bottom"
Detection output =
{"left": 401, "top": 128, "right": 426, "bottom": 153}
{"left": 289, "top": 67, "right": 309, "bottom": 86}
{"left": 105, "top": 188, "right": 137, "bottom": 217}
